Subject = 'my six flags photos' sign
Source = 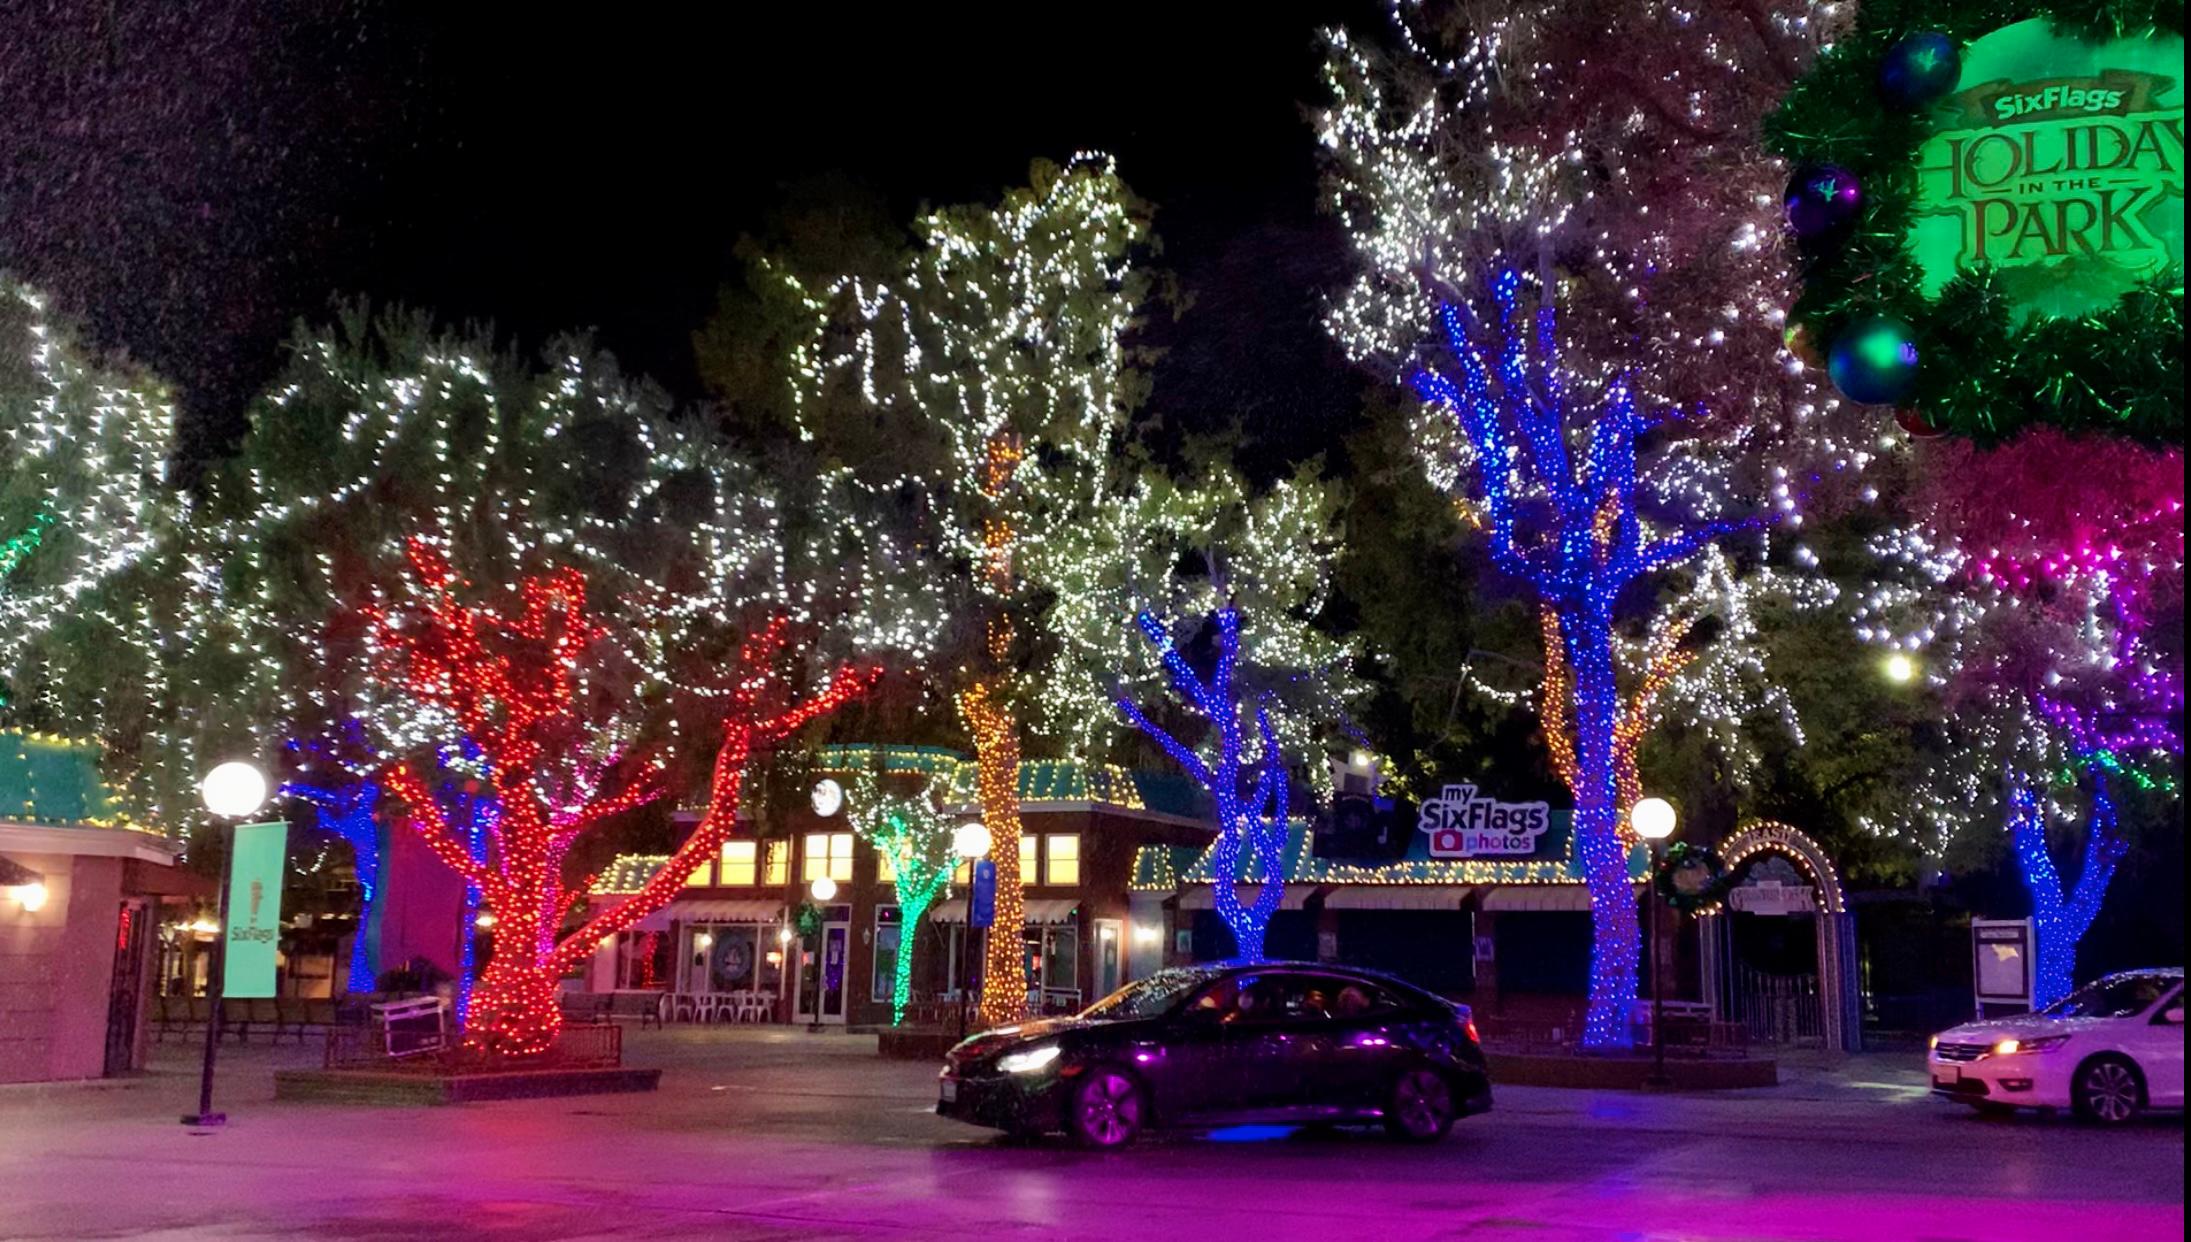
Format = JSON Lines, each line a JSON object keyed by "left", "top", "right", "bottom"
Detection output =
{"left": 1417, "top": 785, "right": 1552, "bottom": 858}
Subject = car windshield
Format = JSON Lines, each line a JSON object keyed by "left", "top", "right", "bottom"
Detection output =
{"left": 1080, "top": 969, "right": 1217, "bottom": 1021}
{"left": 2038, "top": 975, "right": 2178, "bottom": 1019}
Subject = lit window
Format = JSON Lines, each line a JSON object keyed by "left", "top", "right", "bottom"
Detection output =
{"left": 719, "top": 841, "right": 757, "bottom": 886}
{"left": 763, "top": 840, "right": 789, "bottom": 886}
{"left": 876, "top": 846, "right": 897, "bottom": 885}
{"left": 1020, "top": 834, "right": 1038, "bottom": 882}
{"left": 806, "top": 832, "right": 853, "bottom": 883}
{"left": 1045, "top": 834, "right": 1080, "bottom": 886}
{"left": 952, "top": 858, "right": 972, "bottom": 884}
{"left": 684, "top": 858, "right": 713, "bottom": 886}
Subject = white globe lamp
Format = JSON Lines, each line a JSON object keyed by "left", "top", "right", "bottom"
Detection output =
{"left": 200, "top": 762, "right": 269, "bottom": 820}
{"left": 952, "top": 821, "right": 992, "bottom": 860}
{"left": 810, "top": 778, "right": 845, "bottom": 818}
{"left": 1630, "top": 796, "right": 1677, "bottom": 842}
{"left": 809, "top": 876, "right": 838, "bottom": 902}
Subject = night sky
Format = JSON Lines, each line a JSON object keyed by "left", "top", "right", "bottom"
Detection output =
{"left": 2, "top": 0, "right": 1380, "bottom": 472}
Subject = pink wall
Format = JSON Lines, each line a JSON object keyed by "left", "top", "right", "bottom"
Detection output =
{"left": 0, "top": 853, "right": 120, "bottom": 1083}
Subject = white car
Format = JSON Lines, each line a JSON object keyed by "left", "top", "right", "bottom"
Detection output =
{"left": 1929, "top": 968, "right": 2185, "bottom": 1124}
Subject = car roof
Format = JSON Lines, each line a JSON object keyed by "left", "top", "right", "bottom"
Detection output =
{"left": 2091, "top": 968, "right": 2185, "bottom": 984}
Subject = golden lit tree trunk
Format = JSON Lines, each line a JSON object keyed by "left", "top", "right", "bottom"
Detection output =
{"left": 1538, "top": 603, "right": 1696, "bottom": 846}
{"left": 961, "top": 679, "right": 1027, "bottom": 1026}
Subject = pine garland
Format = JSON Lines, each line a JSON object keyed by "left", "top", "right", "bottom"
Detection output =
{"left": 1764, "top": 0, "right": 2185, "bottom": 444}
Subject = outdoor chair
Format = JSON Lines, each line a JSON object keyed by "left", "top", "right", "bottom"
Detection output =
{"left": 670, "top": 994, "right": 698, "bottom": 1023}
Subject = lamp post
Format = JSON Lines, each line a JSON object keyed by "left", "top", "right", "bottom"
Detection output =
{"left": 1631, "top": 796, "right": 1677, "bottom": 1089}
{"left": 952, "top": 822, "right": 991, "bottom": 1037}
{"left": 183, "top": 761, "right": 269, "bottom": 1128}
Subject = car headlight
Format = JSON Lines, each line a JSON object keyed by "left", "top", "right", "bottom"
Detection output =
{"left": 1993, "top": 1035, "right": 2070, "bottom": 1056}
{"left": 997, "top": 1044, "right": 1062, "bottom": 1074}
{"left": 1928, "top": 1034, "right": 1938, "bottom": 1050}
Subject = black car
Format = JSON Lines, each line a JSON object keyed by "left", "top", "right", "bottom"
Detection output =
{"left": 936, "top": 961, "right": 1492, "bottom": 1147}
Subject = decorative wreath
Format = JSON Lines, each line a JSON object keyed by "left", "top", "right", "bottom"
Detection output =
{"left": 1764, "top": 0, "right": 2183, "bottom": 445}
{"left": 1655, "top": 842, "right": 1732, "bottom": 913}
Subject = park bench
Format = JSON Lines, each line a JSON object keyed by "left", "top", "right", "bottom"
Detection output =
{"left": 559, "top": 990, "right": 665, "bottom": 1029}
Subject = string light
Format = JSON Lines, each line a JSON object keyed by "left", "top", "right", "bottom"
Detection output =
{"left": 1115, "top": 608, "right": 1289, "bottom": 959}
{"left": 840, "top": 765, "right": 957, "bottom": 1025}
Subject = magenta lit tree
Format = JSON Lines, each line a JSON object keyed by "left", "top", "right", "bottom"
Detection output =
{"left": 1859, "top": 430, "right": 2184, "bottom": 1006}
{"left": 1114, "top": 608, "right": 1290, "bottom": 960}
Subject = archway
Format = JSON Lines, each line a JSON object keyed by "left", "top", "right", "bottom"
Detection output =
{"left": 1696, "top": 821, "right": 1860, "bottom": 1052}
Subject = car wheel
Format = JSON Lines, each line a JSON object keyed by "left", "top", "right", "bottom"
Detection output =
{"left": 1383, "top": 1068, "right": 1456, "bottom": 1143}
{"left": 2072, "top": 1056, "right": 2145, "bottom": 1126}
{"left": 1065, "top": 1068, "right": 1146, "bottom": 1149}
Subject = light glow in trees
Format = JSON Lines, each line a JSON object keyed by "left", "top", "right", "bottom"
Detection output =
{"left": 1115, "top": 608, "right": 1290, "bottom": 960}
{"left": 370, "top": 540, "right": 875, "bottom": 1052}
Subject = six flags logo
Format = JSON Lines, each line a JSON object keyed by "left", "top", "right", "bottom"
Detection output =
{"left": 1416, "top": 784, "right": 1552, "bottom": 858}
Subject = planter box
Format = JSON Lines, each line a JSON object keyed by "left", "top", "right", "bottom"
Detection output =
{"left": 274, "top": 1066, "right": 661, "bottom": 1105}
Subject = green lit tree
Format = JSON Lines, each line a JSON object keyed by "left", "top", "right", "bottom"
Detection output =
{"left": 842, "top": 765, "right": 958, "bottom": 1025}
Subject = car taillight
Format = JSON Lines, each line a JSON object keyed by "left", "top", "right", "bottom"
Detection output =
{"left": 1462, "top": 1016, "right": 1479, "bottom": 1044}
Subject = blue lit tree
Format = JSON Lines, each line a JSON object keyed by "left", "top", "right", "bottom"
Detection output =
{"left": 2012, "top": 687, "right": 2181, "bottom": 1009}
{"left": 283, "top": 774, "right": 384, "bottom": 993}
{"left": 1114, "top": 608, "right": 1290, "bottom": 960}
{"left": 1408, "top": 271, "right": 1746, "bottom": 1049}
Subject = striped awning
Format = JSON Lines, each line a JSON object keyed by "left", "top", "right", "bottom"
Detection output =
{"left": 665, "top": 898, "right": 786, "bottom": 924}
{"left": 928, "top": 897, "right": 1081, "bottom": 925}
{"left": 1176, "top": 884, "right": 1316, "bottom": 911}
{"left": 1479, "top": 885, "right": 1596, "bottom": 912}
{"left": 1321, "top": 885, "right": 1473, "bottom": 910}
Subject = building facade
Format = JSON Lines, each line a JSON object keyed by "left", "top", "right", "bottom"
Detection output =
{"left": 0, "top": 733, "right": 190, "bottom": 1083}
{"left": 583, "top": 745, "right": 1210, "bottom": 1027}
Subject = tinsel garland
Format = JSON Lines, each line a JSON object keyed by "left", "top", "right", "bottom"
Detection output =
{"left": 1764, "top": 0, "right": 2184, "bottom": 444}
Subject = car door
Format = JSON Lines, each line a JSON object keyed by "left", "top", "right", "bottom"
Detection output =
{"left": 1227, "top": 973, "right": 1346, "bottom": 1118}
{"left": 1313, "top": 977, "right": 1415, "bottom": 1113}
{"left": 2131, "top": 985, "right": 2185, "bottom": 1107}
{"left": 1153, "top": 975, "right": 1255, "bottom": 1121}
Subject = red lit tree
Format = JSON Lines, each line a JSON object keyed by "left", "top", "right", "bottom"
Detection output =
{"left": 371, "top": 539, "right": 874, "bottom": 1053}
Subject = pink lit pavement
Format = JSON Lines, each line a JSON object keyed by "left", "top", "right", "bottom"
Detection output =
{"left": 0, "top": 1028, "right": 2179, "bottom": 1241}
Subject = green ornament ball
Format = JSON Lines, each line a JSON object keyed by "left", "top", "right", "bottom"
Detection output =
{"left": 1828, "top": 316, "right": 1920, "bottom": 405}
{"left": 1879, "top": 32, "right": 1961, "bottom": 109}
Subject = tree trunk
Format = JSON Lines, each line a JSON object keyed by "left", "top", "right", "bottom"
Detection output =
{"left": 965, "top": 683, "right": 1028, "bottom": 1027}
{"left": 466, "top": 933, "right": 562, "bottom": 1055}
{"left": 1562, "top": 605, "right": 1640, "bottom": 1051}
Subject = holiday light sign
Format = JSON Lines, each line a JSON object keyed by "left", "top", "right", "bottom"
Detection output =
{"left": 1911, "top": 20, "right": 2185, "bottom": 322}
{"left": 1417, "top": 784, "right": 1553, "bottom": 858}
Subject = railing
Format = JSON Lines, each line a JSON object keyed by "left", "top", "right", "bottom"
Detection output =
{"left": 1476, "top": 1008, "right": 1752, "bottom": 1060}
{"left": 1733, "top": 965, "right": 1824, "bottom": 1046}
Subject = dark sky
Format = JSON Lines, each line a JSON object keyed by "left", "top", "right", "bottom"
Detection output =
{"left": 2, "top": 0, "right": 1379, "bottom": 472}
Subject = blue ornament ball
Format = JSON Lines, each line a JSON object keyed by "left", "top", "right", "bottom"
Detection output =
{"left": 1785, "top": 165, "right": 1863, "bottom": 238}
{"left": 1828, "top": 316, "right": 1921, "bottom": 405}
{"left": 1879, "top": 32, "right": 1961, "bottom": 108}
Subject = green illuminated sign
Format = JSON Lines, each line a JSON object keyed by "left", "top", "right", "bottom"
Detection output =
{"left": 222, "top": 821, "right": 288, "bottom": 999}
{"left": 1911, "top": 20, "right": 2185, "bottom": 322}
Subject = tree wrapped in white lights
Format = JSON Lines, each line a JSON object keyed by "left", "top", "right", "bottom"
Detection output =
{"left": 780, "top": 156, "right": 1361, "bottom": 1024}
{"left": 0, "top": 278, "right": 188, "bottom": 816}
{"left": 1317, "top": 2, "right": 1861, "bottom": 1049}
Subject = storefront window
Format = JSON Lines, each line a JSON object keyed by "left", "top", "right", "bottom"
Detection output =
{"left": 763, "top": 840, "right": 790, "bottom": 886}
{"left": 803, "top": 832, "right": 854, "bottom": 883}
{"left": 719, "top": 840, "right": 757, "bottom": 886}
{"left": 1019, "top": 834, "right": 1038, "bottom": 881}
{"left": 1044, "top": 834, "right": 1080, "bottom": 886}
{"left": 682, "top": 923, "right": 780, "bottom": 996}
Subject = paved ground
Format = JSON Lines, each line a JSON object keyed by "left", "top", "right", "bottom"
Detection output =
{"left": 0, "top": 1028, "right": 2179, "bottom": 1241}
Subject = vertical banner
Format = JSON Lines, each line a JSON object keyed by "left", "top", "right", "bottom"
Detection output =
{"left": 223, "top": 821, "right": 289, "bottom": 999}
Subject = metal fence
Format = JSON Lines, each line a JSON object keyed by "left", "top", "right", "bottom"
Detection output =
{"left": 1476, "top": 1010, "right": 1751, "bottom": 1060}
{"left": 1731, "top": 965, "right": 1824, "bottom": 1046}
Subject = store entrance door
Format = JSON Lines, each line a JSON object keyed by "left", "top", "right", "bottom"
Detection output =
{"left": 796, "top": 915, "right": 852, "bottom": 1025}
{"left": 1094, "top": 919, "right": 1123, "bottom": 1001}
